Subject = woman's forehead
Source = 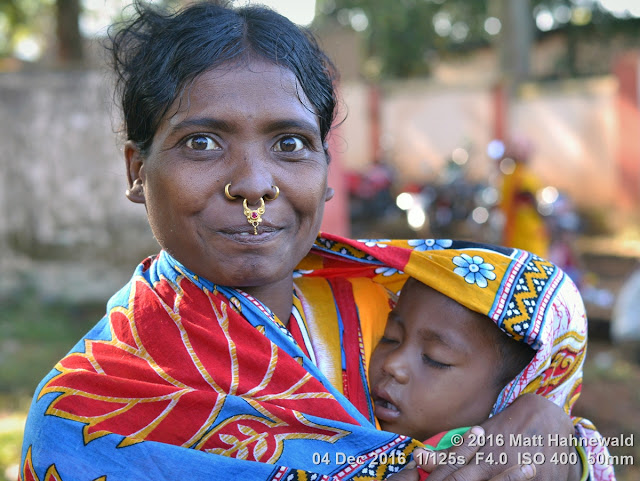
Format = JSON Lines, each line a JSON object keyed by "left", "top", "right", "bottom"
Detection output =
{"left": 168, "top": 60, "right": 316, "bottom": 121}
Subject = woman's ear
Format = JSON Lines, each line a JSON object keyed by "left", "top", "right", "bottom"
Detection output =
{"left": 325, "top": 186, "right": 335, "bottom": 202}
{"left": 124, "top": 140, "right": 145, "bottom": 204}
{"left": 323, "top": 142, "right": 331, "bottom": 164}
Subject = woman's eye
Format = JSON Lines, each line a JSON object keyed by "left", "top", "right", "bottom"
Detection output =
{"left": 422, "top": 355, "right": 451, "bottom": 369}
{"left": 186, "top": 135, "right": 220, "bottom": 151}
{"left": 274, "top": 136, "right": 304, "bottom": 152}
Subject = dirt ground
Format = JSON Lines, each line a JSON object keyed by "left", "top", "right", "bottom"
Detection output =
{"left": 575, "top": 337, "right": 640, "bottom": 481}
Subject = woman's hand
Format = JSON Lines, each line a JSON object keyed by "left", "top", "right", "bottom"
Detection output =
{"left": 415, "top": 394, "right": 583, "bottom": 481}
{"left": 414, "top": 426, "right": 536, "bottom": 481}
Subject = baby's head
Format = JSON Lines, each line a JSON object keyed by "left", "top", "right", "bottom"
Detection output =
{"left": 369, "top": 277, "right": 535, "bottom": 441}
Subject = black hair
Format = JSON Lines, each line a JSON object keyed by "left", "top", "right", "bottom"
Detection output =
{"left": 493, "top": 330, "right": 536, "bottom": 389}
{"left": 108, "top": 0, "right": 338, "bottom": 154}
{"left": 447, "top": 297, "right": 536, "bottom": 390}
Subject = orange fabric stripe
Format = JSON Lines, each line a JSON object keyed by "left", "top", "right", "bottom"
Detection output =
{"left": 293, "top": 276, "right": 344, "bottom": 394}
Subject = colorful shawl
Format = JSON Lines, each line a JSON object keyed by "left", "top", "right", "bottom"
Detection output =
{"left": 20, "top": 233, "right": 614, "bottom": 481}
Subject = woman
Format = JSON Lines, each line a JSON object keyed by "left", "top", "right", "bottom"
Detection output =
{"left": 20, "top": 2, "right": 609, "bottom": 480}
{"left": 498, "top": 136, "right": 550, "bottom": 258}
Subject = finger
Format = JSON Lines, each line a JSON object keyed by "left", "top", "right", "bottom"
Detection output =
{"left": 482, "top": 463, "right": 536, "bottom": 481}
{"left": 427, "top": 462, "right": 535, "bottom": 481}
{"left": 415, "top": 426, "right": 484, "bottom": 477}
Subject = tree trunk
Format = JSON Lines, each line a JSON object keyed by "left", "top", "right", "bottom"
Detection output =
{"left": 56, "top": 0, "right": 83, "bottom": 64}
{"left": 495, "top": 0, "right": 533, "bottom": 89}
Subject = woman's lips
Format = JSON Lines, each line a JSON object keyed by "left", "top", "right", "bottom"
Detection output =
{"left": 214, "top": 223, "right": 282, "bottom": 242}
{"left": 220, "top": 229, "right": 280, "bottom": 243}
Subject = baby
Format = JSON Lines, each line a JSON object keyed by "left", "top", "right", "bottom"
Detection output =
{"left": 369, "top": 277, "right": 536, "bottom": 443}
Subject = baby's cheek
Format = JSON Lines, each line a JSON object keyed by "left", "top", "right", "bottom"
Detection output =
{"left": 415, "top": 393, "right": 443, "bottom": 422}
{"left": 369, "top": 352, "right": 382, "bottom": 377}
{"left": 411, "top": 399, "right": 429, "bottom": 420}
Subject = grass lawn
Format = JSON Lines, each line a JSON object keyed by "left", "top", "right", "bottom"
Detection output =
{"left": 0, "top": 395, "right": 31, "bottom": 481}
{"left": 0, "top": 294, "right": 105, "bottom": 481}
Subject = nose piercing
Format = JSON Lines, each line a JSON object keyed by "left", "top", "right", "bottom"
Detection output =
{"left": 225, "top": 184, "right": 279, "bottom": 201}
{"left": 264, "top": 185, "right": 280, "bottom": 201}
{"left": 224, "top": 183, "right": 237, "bottom": 200}
{"left": 243, "top": 198, "right": 266, "bottom": 235}
{"left": 225, "top": 184, "right": 280, "bottom": 235}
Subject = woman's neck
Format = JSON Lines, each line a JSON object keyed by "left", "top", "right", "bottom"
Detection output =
{"left": 242, "top": 276, "right": 294, "bottom": 326}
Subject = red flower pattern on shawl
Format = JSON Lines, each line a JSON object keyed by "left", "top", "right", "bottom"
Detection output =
{"left": 39, "top": 274, "right": 354, "bottom": 463}
{"left": 20, "top": 447, "right": 73, "bottom": 481}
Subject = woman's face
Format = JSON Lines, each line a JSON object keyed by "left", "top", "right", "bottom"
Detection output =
{"left": 125, "top": 60, "right": 333, "bottom": 288}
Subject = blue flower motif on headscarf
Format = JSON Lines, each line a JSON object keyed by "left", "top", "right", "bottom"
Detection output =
{"left": 358, "top": 239, "right": 390, "bottom": 248}
{"left": 408, "top": 239, "right": 453, "bottom": 251}
{"left": 293, "top": 269, "right": 314, "bottom": 278}
{"left": 375, "top": 266, "right": 403, "bottom": 277}
{"left": 453, "top": 254, "right": 496, "bottom": 288}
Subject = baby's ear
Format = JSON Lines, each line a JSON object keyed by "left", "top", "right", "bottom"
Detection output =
{"left": 124, "top": 141, "right": 145, "bottom": 204}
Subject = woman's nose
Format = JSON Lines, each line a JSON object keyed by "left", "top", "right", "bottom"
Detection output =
{"left": 224, "top": 154, "right": 276, "bottom": 205}
{"left": 382, "top": 349, "right": 410, "bottom": 384}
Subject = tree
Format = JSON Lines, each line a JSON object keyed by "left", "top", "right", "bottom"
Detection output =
{"left": 315, "top": 0, "right": 498, "bottom": 78}
{"left": 55, "top": 0, "right": 83, "bottom": 63}
{"left": 314, "top": 0, "right": 640, "bottom": 80}
{"left": 0, "top": 0, "right": 79, "bottom": 64}
{"left": 0, "top": 0, "right": 33, "bottom": 59}
{"left": 0, "top": 0, "right": 185, "bottom": 65}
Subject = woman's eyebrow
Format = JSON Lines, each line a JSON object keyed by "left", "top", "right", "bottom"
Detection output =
{"left": 264, "top": 118, "right": 320, "bottom": 135}
{"left": 169, "top": 117, "right": 235, "bottom": 133}
{"left": 167, "top": 117, "right": 320, "bottom": 136}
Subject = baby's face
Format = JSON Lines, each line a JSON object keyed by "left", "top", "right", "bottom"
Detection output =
{"left": 368, "top": 279, "right": 505, "bottom": 441}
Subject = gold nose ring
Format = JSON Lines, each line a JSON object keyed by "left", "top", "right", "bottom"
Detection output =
{"left": 225, "top": 184, "right": 280, "bottom": 235}
{"left": 224, "top": 183, "right": 237, "bottom": 200}
{"left": 243, "top": 198, "right": 266, "bottom": 235}
{"left": 265, "top": 185, "right": 280, "bottom": 201}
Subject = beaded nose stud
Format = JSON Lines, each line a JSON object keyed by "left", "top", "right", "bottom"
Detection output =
{"left": 243, "top": 198, "right": 265, "bottom": 235}
{"left": 225, "top": 184, "right": 279, "bottom": 235}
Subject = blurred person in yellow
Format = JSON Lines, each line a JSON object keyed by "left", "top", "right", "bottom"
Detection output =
{"left": 498, "top": 135, "right": 550, "bottom": 258}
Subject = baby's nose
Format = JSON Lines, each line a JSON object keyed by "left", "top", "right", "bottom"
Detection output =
{"left": 382, "top": 352, "right": 410, "bottom": 384}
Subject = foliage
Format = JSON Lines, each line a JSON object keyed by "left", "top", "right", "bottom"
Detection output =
{"left": 0, "top": 0, "right": 180, "bottom": 63}
{"left": 315, "top": 0, "right": 491, "bottom": 78}
{"left": 314, "top": 0, "right": 640, "bottom": 79}
{"left": 4, "top": 0, "right": 640, "bottom": 70}
{"left": 0, "top": 0, "right": 54, "bottom": 59}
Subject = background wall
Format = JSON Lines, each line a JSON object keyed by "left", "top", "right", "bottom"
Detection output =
{"left": 0, "top": 68, "right": 629, "bottom": 303}
{"left": 0, "top": 71, "right": 155, "bottom": 301}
